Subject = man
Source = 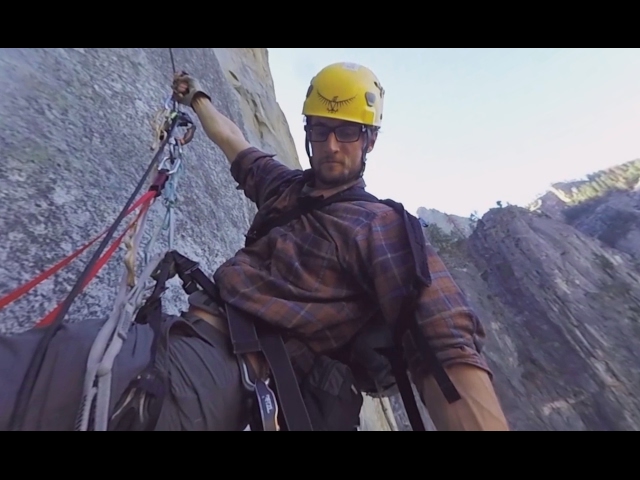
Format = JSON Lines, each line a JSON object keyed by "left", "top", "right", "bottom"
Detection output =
{"left": 169, "top": 62, "right": 509, "bottom": 431}
{"left": 0, "top": 62, "right": 508, "bottom": 431}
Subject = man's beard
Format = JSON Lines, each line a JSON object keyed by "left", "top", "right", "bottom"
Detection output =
{"left": 314, "top": 168, "right": 349, "bottom": 187}
{"left": 311, "top": 156, "right": 359, "bottom": 187}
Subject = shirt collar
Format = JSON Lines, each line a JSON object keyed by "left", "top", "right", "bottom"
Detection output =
{"left": 300, "top": 168, "right": 367, "bottom": 199}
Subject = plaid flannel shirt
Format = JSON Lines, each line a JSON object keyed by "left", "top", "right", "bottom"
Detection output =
{"left": 212, "top": 147, "right": 491, "bottom": 378}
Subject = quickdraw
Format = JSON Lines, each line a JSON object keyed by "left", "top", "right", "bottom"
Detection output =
{"left": 2, "top": 48, "right": 198, "bottom": 431}
{"left": 74, "top": 97, "right": 196, "bottom": 432}
{"left": 150, "top": 95, "right": 196, "bottom": 152}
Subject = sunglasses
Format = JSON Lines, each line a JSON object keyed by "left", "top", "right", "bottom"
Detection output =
{"left": 305, "top": 123, "right": 365, "bottom": 143}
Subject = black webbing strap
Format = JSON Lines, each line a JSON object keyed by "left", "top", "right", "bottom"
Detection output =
{"left": 226, "top": 303, "right": 313, "bottom": 431}
{"left": 245, "top": 187, "right": 379, "bottom": 247}
{"left": 391, "top": 205, "right": 461, "bottom": 406}
{"left": 169, "top": 251, "right": 313, "bottom": 431}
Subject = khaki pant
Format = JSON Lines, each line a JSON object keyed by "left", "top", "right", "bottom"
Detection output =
{"left": 153, "top": 315, "right": 255, "bottom": 431}
{"left": 0, "top": 312, "right": 253, "bottom": 431}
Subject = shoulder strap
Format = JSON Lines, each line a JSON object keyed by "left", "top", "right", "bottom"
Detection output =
{"left": 379, "top": 199, "right": 431, "bottom": 287}
{"left": 384, "top": 200, "right": 460, "bottom": 403}
{"left": 367, "top": 201, "right": 459, "bottom": 430}
{"left": 244, "top": 186, "right": 379, "bottom": 247}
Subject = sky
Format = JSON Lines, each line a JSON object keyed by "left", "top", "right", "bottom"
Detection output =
{"left": 265, "top": 48, "right": 640, "bottom": 218}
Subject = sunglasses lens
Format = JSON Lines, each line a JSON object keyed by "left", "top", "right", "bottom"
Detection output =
{"left": 335, "top": 126, "right": 361, "bottom": 142}
{"left": 307, "top": 125, "right": 362, "bottom": 142}
{"left": 308, "top": 126, "right": 330, "bottom": 142}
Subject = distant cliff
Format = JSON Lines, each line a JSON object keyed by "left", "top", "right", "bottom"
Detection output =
{"left": 416, "top": 207, "right": 474, "bottom": 238}
{"left": 402, "top": 159, "right": 640, "bottom": 430}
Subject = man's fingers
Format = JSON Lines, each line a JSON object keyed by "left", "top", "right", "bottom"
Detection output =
{"left": 170, "top": 72, "right": 199, "bottom": 105}
{"left": 172, "top": 71, "right": 189, "bottom": 85}
{"left": 171, "top": 80, "right": 189, "bottom": 94}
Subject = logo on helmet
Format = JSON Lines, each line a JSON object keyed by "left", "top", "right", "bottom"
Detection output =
{"left": 316, "top": 90, "right": 356, "bottom": 114}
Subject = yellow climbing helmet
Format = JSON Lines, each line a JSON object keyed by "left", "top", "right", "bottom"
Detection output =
{"left": 302, "top": 62, "right": 385, "bottom": 127}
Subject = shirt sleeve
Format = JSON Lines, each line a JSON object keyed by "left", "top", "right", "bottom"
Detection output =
{"left": 229, "top": 147, "right": 301, "bottom": 209}
{"left": 354, "top": 208, "right": 491, "bottom": 377}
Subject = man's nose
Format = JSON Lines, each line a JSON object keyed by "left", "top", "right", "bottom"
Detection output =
{"left": 325, "top": 131, "right": 340, "bottom": 151}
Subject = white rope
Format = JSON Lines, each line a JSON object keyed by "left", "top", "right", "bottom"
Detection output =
{"left": 92, "top": 252, "right": 164, "bottom": 430}
{"left": 75, "top": 98, "right": 189, "bottom": 431}
{"left": 375, "top": 381, "right": 397, "bottom": 431}
{"left": 75, "top": 203, "right": 154, "bottom": 430}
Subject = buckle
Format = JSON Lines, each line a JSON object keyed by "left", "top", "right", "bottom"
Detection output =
{"left": 238, "top": 356, "right": 279, "bottom": 431}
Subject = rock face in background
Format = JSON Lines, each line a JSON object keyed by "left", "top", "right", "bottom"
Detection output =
{"left": 527, "top": 159, "right": 640, "bottom": 259}
{"left": 467, "top": 207, "right": 640, "bottom": 430}
{"left": 527, "top": 191, "right": 569, "bottom": 221}
{"left": 416, "top": 206, "right": 474, "bottom": 237}
{"left": 565, "top": 189, "right": 640, "bottom": 259}
{"left": 213, "top": 48, "right": 300, "bottom": 169}
{"left": 0, "top": 48, "right": 392, "bottom": 430}
{"left": 414, "top": 158, "right": 640, "bottom": 430}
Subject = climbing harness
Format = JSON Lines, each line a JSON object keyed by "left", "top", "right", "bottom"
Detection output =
{"left": 0, "top": 48, "right": 199, "bottom": 431}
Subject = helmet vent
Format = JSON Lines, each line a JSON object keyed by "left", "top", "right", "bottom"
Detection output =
{"left": 365, "top": 91, "right": 376, "bottom": 107}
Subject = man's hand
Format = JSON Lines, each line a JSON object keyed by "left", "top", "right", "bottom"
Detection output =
{"left": 172, "top": 71, "right": 211, "bottom": 107}
{"left": 169, "top": 71, "right": 251, "bottom": 163}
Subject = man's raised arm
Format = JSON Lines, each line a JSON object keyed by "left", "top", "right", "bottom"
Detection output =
{"left": 170, "top": 71, "right": 299, "bottom": 209}
{"left": 172, "top": 72, "right": 251, "bottom": 164}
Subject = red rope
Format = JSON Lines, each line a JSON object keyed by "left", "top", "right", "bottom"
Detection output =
{"left": 0, "top": 190, "right": 156, "bottom": 315}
